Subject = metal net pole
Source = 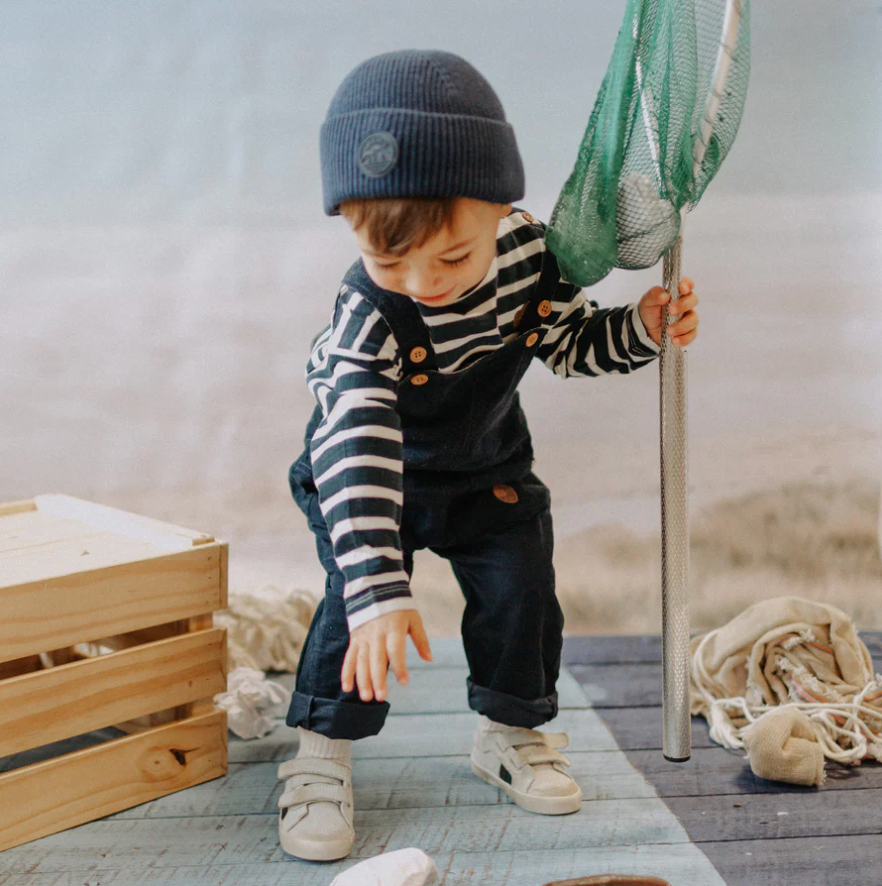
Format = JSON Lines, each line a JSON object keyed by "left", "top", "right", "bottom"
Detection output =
{"left": 660, "top": 227, "right": 692, "bottom": 762}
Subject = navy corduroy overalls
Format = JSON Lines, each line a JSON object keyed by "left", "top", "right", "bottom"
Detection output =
{"left": 287, "top": 245, "right": 566, "bottom": 741}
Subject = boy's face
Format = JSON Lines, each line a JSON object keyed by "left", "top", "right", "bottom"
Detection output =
{"left": 350, "top": 197, "right": 512, "bottom": 309}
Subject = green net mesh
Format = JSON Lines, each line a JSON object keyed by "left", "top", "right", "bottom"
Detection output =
{"left": 546, "top": 0, "right": 751, "bottom": 287}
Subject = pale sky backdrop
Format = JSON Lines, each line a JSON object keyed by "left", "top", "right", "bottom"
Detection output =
{"left": 2, "top": 0, "right": 880, "bottom": 598}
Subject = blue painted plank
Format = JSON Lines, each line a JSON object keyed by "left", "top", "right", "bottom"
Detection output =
{"left": 106, "top": 751, "right": 656, "bottom": 820}
{"left": 228, "top": 708, "right": 620, "bottom": 764}
{"left": 0, "top": 802, "right": 691, "bottom": 872}
{"left": 0, "top": 837, "right": 729, "bottom": 886}
{"left": 269, "top": 666, "right": 590, "bottom": 713}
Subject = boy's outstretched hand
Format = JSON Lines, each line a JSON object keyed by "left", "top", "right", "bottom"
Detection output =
{"left": 342, "top": 609, "right": 433, "bottom": 703}
{"left": 638, "top": 276, "right": 700, "bottom": 348}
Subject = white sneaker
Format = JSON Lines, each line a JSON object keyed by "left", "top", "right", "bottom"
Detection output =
{"left": 471, "top": 723, "right": 582, "bottom": 815}
{"left": 277, "top": 757, "right": 355, "bottom": 861}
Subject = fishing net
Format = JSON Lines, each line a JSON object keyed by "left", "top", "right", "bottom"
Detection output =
{"left": 546, "top": 0, "right": 751, "bottom": 287}
{"left": 546, "top": 0, "right": 751, "bottom": 762}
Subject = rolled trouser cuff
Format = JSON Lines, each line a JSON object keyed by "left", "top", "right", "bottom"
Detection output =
{"left": 466, "top": 677, "right": 558, "bottom": 728}
{"left": 286, "top": 691, "right": 390, "bottom": 741}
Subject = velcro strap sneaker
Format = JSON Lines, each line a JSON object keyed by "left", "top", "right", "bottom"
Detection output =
{"left": 471, "top": 725, "right": 582, "bottom": 815}
{"left": 276, "top": 757, "right": 354, "bottom": 861}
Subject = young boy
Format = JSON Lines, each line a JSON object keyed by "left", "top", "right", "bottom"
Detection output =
{"left": 280, "top": 49, "right": 700, "bottom": 862}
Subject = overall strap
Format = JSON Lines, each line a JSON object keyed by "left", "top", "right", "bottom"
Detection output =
{"left": 514, "top": 239, "right": 567, "bottom": 333}
{"left": 342, "top": 259, "right": 437, "bottom": 374}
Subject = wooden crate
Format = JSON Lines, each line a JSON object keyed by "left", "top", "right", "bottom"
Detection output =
{"left": 0, "top": 494, "right": 229, "bottom": 852}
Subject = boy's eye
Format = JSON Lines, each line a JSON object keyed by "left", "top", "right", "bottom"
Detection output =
{"left": 442, "top": 253, "right": 471, "bottom": 267}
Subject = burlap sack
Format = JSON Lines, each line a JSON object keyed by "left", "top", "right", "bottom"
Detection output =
{"left": 690, "top": 596, "right": 882, "bottom": 785}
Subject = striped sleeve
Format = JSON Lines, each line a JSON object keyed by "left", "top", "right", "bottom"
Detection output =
{"left": 306, "top": 288, "right": 417, "bottom": 631}
{"left": 534, "top": 246, "right": 661, "bottom": 379}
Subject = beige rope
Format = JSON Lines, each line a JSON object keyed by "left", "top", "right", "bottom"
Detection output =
{"left": 214, "top": 585, "right": 318, "bottom": 673}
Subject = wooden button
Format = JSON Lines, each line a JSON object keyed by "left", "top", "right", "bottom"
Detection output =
{"left": 411, "top": 373, "right": 429, "bottom": 386}
{"left": 410, "top": 346, "right": 427, "bottom": 363}
{"left": 526, "top": 332, "right": 540, "bottom": 347}
{"left": 537, "top": 299, "right": 552, "bottom": 318}
{"left": 493, "top": 484, "right": 519, "bottom": 504}
{"left": 522, "top": 212, "right": 535, "bottom": 224}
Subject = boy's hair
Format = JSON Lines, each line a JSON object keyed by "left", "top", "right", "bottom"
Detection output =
{"left": 339, "top": 197, "right": 458, "bottom": 258}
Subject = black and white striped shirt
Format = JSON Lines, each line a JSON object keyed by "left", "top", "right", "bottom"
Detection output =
{"left": 305, "top": 209, "right": 660, "bottom": 630}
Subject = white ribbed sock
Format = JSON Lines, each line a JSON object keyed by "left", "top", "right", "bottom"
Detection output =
{"left": 478, "top": 714, "right": 511, "bottom": 733}
{"left": 296, "top": 727, "right": 352, "bottom": 764}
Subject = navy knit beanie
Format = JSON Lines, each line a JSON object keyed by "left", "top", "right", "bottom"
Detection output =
{"left": 320, "top": 50, "right": 525, "bottom": 216}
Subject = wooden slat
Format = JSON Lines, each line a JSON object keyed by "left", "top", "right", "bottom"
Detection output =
{"left": 33, "top": 494, "right": 216, "bottom": 550}
{"left": 0, "top": 499, "right": 36, "bottom": 517}
{"left": 567, "top": 663, "right": 663, "bottom": 706}
{"left": 0, "top": 530, "right": 163, "bottom": 578}
{"left": 0, "top": 515, "right": 104, "bottom": 554}
{"left": 623, "top": 747, "right": 882, "bottom": 797}
{"left": 562, "top": 634, "right": 665, "bottom": 665}
{"left": 0, "top": 709, "right": 227, "bottom": 853}
{"left": 0, "top": 543, "right": 225, "bottom": 663}
{"left": 0, "top": 628, "right": 227, "bottom": 758}
{"left": 563, "top": 632, "right": 882, "bottom": 667}
{"left": 594, "top": 706, "right": 715, "bottom": 750}
{"left": 665, "top": 788, "right": 882, "bottom": 842}
{"left": 267, "top": 667, "right": 590, "bottom": 714}
{"left": 861, "top": 631, "right": 882, "bottom": 660}
{"left": 0, "top": 842, "right": 726, "bottom": 886}
{"left": 218, "top": 540, "right": 229, "bottom": 609}
{"left": 699, "top": 835, "right": 882, "bottom": 886}
{"left": 2, "top": 799, "right": 689, "bottom": 863}
{"left": 109, "top": 751, "right": 657, "bottom": 820}
{"left": 183, "top": 613, "right": 224, "bottom": 719}
{"left": 405, "top": 635, "right": 468, "bottom": 668}
{"left": 227, "top": 708, "right": 621, "bottom": 765}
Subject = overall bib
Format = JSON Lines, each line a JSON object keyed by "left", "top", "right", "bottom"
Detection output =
{"left": 287, "top": 245, "right": 566, "bottom": 740}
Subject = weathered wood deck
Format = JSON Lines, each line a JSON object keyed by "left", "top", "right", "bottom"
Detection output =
{"left": 2, "top": 632, "right": 881, "bottom": 885}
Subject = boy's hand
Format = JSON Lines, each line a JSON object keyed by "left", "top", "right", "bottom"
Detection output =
{"left": 638, "top": 276, "right": 700, "bottom": 348}
{"left": 341, "top": 609, "right": 433, "bottom": 703}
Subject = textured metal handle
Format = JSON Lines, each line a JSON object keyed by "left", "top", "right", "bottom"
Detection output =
{"left": 660, "top": 230, "right": 692, "bottom": 762}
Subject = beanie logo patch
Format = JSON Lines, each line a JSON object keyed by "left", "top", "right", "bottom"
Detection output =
{"left": 357, "top": 132, "right": 399, "bottom": 178}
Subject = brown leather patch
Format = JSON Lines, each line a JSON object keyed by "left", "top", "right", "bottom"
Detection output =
{"left": 492, "top": 484, "right": 519, "bottom": 504}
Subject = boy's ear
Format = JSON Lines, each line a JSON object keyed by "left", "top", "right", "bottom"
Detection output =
{"left": 499, "top": 202, "right": 512, "bottom": 218}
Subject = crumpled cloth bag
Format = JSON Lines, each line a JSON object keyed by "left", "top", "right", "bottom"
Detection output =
{"left": 690, "top": 595, "right": 882, "bottom": 785}
{"left": 330, "top": 848, "right": 439, "bottom": 886}
{"left": 213, "top": 666, "right": 288, "bottom": 739}
{"left": 213, "top": 586, "right": 317, "bottom": 672}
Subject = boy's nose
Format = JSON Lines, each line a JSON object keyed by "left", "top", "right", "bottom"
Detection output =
{"left": 406, "top": 269, "right": 445, "bottom": 299}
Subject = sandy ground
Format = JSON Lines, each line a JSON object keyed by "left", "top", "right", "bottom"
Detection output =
{"left": 44, "top": 425, "right": 879, "bottom": 639}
